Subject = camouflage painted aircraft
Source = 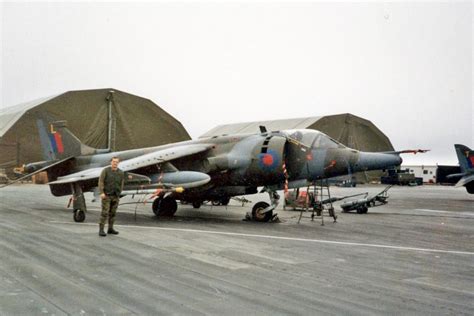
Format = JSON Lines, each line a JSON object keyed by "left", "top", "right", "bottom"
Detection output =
{"left": 5, "top": 121, "right": 427, "bottom": 222}
{"left": 447, "top": 144, "right": 474, "bottom": 194}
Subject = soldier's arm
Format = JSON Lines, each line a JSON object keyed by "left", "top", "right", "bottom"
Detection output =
{"left": 121, "top": 171, "right": 127, "bottom": 192}
{"left": 98, "top": 168, "right": 106, "bottom": 194}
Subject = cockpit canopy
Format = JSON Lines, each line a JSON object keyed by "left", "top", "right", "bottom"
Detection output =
{"left": 282, "top": 129, "right": 346, "bottom": 149}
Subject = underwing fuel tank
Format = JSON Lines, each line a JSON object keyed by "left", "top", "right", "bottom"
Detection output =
{"left": 149, "top": 171, "right": 211, "bottom": 188}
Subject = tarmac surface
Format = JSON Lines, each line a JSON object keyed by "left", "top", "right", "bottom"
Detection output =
{"left": 0, "top": 183, "right": 473, "bottom": 315}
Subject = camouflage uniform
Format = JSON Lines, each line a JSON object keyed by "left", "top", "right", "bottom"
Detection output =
{"left": 98, "top": 166, "right": 125, "bottom": 230}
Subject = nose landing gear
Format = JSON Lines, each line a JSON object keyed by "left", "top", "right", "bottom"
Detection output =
{"left": 251, "top": 187, "right": 280, "bottom": 222}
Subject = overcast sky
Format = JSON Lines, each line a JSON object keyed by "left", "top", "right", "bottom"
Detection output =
{"left": 1, "top": 1, "right": 472, "bottom": 165}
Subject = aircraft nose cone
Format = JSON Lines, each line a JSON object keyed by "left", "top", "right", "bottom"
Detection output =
{"left": 355, "top": 152, "right": 402, "bottom": 172}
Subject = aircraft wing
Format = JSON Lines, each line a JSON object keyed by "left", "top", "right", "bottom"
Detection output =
{"left": 118, "top": 144, "right": 212, "bottom": 171}
{"left": 48, "top": 169, "right": 151, "bottom": 185}
{"left": 48, "top": 167, "right": 105, "bottom": 184}
{"left": 48, "top": 144, "right": 213, "bottom": 185}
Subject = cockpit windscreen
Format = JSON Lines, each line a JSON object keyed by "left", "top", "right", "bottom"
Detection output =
{"left": 283, "top": 130, "right": 345, "bottom": 149}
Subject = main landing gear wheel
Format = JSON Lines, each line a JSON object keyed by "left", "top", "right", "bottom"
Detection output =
{"left": 220, "top": 197, "right": 230, "bottom": 206}
{"left": 192, "top": 201, "right": 202, "bottom": 209}
{"left": 73, "top": 209, "right": 85, "bottom": 222}
{"left": 356, "top": 206, "right": 368, "bottom": 214}
{"left": 152, "top": 197, "right": 162, "bottom": 216}
{"left": 153, "top": 196, "right": 178, "bottom": 217}
{"left": 252, "top": 202, "right": 273, "bottom": 222}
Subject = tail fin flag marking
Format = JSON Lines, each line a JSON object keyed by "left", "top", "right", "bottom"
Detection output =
{"left": 48, "top": 133, "right": 58, "bottom": 153}
{"left": 53, "top": 130, "right": 64, "bottom": 154}
{"left": 36, "top": 119, "right": 56, "bottom": 161}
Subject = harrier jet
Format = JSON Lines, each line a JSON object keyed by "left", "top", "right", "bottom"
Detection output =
{"left": 447, "top": 144, "right": 474, "bottom": 194}
{"left": 6, "top": 121, "right": 426, "bottom": 222}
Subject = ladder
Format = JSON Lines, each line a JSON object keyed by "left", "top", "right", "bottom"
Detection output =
{"left": 298, "top": 179, "right": 337, "bottom": 225}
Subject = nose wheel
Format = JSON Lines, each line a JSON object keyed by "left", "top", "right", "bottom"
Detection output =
{"left": 252, "top": 202, "right": 273, "bottom": 222}
{"left": 250, "top": 187, "right": 280, "bottom": 222}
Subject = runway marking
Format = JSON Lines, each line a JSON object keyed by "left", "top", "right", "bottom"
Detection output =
{"left": 414, "top": 209, "right": 474, "bottom": 217}
{"left": 49, "top": 221, "right": 474, "bottom": 256}
{"left": 415, "top": 209, "right": 449, "bottom": 213}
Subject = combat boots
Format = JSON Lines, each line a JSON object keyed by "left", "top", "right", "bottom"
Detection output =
{"left": 107, "top": 226, "right": 119, "bottom": 235}
{"left": 99, "top": 224, "right": 106, "bottom": 237}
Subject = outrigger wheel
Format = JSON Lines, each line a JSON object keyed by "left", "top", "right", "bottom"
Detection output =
{"left": 153, "top": 196, "right": 178, "bottom": 217}
{"left": 252, "top": 201, "right": 273, "bottom": 222}
{"left": 73, "top": 209, "right": 86, "bottom": 222}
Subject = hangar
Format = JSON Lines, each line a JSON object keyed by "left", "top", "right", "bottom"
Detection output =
{"left": 201, "top": 114, "right": 395, "bottom": 182}
{"left": 0, "top": 89, "right": 190, "bottom": 177}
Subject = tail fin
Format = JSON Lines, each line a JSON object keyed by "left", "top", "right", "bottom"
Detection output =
{"left": 454, "top": 144, "right": 474, "bottom": 173}
{"left": 36, "top": 119, "right": 100, "bottom": 160}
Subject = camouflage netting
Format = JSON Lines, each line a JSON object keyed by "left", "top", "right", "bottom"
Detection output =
{"left": 0, "top": 89, "right": 191, "bottom": 176}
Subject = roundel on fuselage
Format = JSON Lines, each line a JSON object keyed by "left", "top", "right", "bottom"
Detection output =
{"left": 258, "top": 149, "right": 281, "bottom": 170}
{"left": 246, "top": 135, "right": 287, "bottom": 185}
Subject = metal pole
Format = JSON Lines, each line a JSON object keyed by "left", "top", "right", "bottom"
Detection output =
{"left": 106, "top": 90, "right": 115, "bottom": 151}
{"left": 16, "top": 136, "right": 20, "bottom": 167}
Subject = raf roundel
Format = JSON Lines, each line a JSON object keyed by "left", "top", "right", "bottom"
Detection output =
{"left": 258, "top": 150, "right": 280, "bottom": 170}
{"left": 262, "top": 154, "right": 274, "bottom": 166}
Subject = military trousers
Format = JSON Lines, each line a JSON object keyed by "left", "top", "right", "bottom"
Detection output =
{"left": 100, "top": 195, "right": 120, "bottom": 226}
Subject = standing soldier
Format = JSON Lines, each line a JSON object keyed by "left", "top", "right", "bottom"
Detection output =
{"left": 98, "top": 157, "right": 125, "bottom": 237}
